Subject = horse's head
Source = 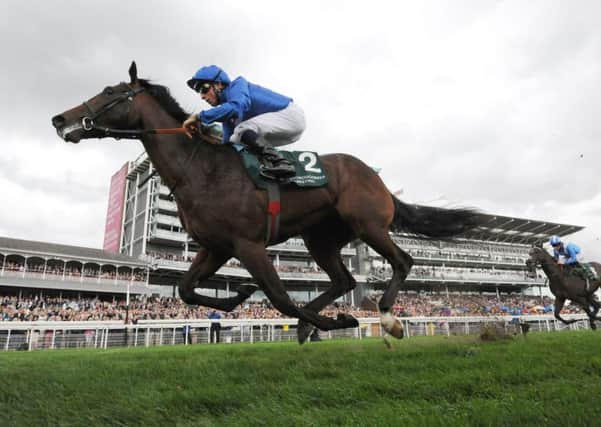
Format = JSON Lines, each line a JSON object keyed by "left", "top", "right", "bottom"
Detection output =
{"left": 52, "top": 61, "right": 143, "bottom": 143}
{"left": 525, "top": 246, "right": 549, "bottom": 277}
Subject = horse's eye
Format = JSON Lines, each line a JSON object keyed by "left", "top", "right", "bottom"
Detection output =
{"left": 103, "top": 87, "right": 114, "bottom": 95}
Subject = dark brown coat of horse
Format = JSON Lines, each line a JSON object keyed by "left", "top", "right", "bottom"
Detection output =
{"left": 526, "top": 246, "right": 601, "bottom": 329}
{"left": 52, "top": 62, "right": 482, "bottom": 343}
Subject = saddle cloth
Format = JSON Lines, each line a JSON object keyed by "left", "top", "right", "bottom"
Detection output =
{"left": 583, "top": 263, "right": 599, "bottom": 280}
{"left": 239, "top": 149, "right": 328, "bottom": 190}
{"left": 566, "top": 263, "right": 598, "bottom": 281}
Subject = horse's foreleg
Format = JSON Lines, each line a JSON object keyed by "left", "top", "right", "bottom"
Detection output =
{"left": 554, "top": 297, "right": 579, "bottom": 326}
{"left": 235, "top": 241, "right": 359, "bottom": 333}
{"left": 178, "top": 248, "right": 256, "bottom": 311}
{"left": 296, "top": 258, "right": 356, "bottom": 344}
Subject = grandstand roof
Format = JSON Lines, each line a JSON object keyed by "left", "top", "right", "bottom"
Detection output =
{"left": 431, "top": 208, "right": 584, "bottom": 245}
{"left": 0, "top": 236, "right": 147, "bottom": 267}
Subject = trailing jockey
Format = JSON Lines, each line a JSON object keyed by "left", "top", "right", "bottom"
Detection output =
{"left": 183, "top": 65, "right": 306, "bottom": 180}
{"left": 549, "top": 235, "right": 597, "bottom": 285}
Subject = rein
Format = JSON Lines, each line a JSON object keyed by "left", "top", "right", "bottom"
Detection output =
{"left": 85, "top": 124, "right": 220, "bottom": 144}
{"left": 86, "top": 125, "right": 187, "bottom": 140}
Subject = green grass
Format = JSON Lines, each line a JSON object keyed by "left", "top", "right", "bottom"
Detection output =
{"left": 1, "top": 331, "right": 601, "bottom": 426}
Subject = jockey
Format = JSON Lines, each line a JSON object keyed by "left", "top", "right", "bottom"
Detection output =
{"left": 183, "top": 65, "right": 306, "bottom": 179}
{"left": 548, "top": 235, "right": 596, "bottom": 281}
{"left": 550, "top": 235, "right": 597, "bottom": 282}
{"left": 549, "top": 235, "right": 581, "bottom": 265}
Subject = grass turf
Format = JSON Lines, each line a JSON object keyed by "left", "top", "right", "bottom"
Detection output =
{"left": 1, "top": 331, "right": 600, "bottom": 426}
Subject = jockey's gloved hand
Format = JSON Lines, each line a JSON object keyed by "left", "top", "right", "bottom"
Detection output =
{"left": 182, "top": 114, "right": 200, "bottom": 139}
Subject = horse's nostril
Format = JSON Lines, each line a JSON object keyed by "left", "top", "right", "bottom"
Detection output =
{"left": 52, "top": 115, "right": 65, "bottom": 129}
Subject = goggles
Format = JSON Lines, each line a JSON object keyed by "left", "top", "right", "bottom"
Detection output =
{"left": 191, "top": 81, "right": 212, "bottom": 94}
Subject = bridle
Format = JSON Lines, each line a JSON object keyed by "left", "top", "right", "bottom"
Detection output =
{"left": 525, "top": 257, "right": 538, "bottom": 272}
{"left": 78, "top": 82, "right": 218, "bottom": 197}
{"left": 526, "top": 248, "right": 545, "bottom": 267}
{"left": 79, "top": 83, "right": 218, "bottom": 142}
{"left": 81, "top": 83, "right": 148, "bottom": 139}
{"left": 525, "top": 247, "right": 548, "bottom": 277}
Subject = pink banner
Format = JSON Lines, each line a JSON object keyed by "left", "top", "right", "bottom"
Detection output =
{"left": 103, "top": 163, "right": 129, "bottom": 253}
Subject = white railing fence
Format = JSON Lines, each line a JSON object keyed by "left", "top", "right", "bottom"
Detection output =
{"left": 0, "top": 314, "right": 592, "bottom": 351}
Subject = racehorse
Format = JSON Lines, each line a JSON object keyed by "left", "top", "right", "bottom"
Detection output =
{"left": 52, "top": 62, "right": 482, "bottom": 343}
{"left": 526, "top": 246, "right": 601, "bottom": 329}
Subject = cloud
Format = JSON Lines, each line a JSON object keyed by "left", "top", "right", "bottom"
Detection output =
{"left": 0, "top": 0, "right": 600, "bottom": 261}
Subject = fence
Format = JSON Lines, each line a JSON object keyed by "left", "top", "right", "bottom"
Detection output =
{"left": 0, "top": 314, "right": 592, "bottom": 351}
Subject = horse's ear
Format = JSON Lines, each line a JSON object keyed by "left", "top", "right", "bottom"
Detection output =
{"left": 534, "top": 241, "right": 543, "bottom": 249}
{"left": 129, "top": 61, "right": 138, "bottom": 83}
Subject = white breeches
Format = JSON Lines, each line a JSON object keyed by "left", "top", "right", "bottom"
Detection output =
{"left": 229, "top": 102, "right": 306, "bottom": 147}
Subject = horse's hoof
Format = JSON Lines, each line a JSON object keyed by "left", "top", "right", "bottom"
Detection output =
{"left": 381, "top": 312, "right": 404, "bottom": 339}
{"left": 383, "top": 336, "right": 394, "bottom": 350}
{"left": 297, "top": 320, "right": 315, "bottom": 345}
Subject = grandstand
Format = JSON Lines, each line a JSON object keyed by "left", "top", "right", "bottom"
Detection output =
{"left": 357, "top": 213, "right": 583, "bottom": 299}
{"left": 0, "top": 236, "right": 150, "bottom": 298}
{"left": 109, "top": 153, "right": 583, "bottom": 303}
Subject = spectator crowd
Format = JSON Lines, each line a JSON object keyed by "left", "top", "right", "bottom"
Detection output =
{"left": 0, "top": 292, "right": 580, "bottom": 322}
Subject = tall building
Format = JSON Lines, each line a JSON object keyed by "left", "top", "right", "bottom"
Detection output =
{"left": 108, "top": 154, "right": 583, "bottom": 302}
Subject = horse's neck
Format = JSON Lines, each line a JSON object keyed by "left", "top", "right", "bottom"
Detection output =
{"left": 540, "top": 258, "right": 564, "bottom": 290}
{"left": 135, "top": 97, "right": 212, "bottom": 191}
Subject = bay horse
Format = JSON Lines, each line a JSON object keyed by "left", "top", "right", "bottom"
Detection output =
{"left": 526, "top": 246, "right": 601, "bottom": 329}
{"left": 51, "top": 62, "right": 482, "bottom": 344}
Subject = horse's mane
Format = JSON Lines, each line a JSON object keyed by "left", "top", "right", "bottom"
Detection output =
{"left": 536, "top": 246, "right": 553, "bottom": 259}
{"left": 138, "top": 79, "right": 189, "bottom": 123}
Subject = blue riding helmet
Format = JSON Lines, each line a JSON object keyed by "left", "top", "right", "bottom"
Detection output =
{"left": 187, "top": 65, "right": 231, "bottom": 91}
{"left": 549, "top": 235, "right": 562, "bottom": 246}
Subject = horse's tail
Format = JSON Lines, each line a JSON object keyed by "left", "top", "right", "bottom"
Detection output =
{"left": 390, "top": 194, "right": 483, "bottom": 239}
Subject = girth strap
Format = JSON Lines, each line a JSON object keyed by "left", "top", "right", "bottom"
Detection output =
{"left": 265, "top": 182, "right": 281, "bottom": 246}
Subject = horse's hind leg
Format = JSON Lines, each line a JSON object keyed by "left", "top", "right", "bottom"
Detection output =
{"left": 359, "top": 225, "right": 413, "bottom": 338}
{"left": 573, "top": 296, "right": 601, "bottom": 330}
{"left": 178, "top": 248, "right": 257, "bottom": 311}
{"left": 589, "top": 295, "right": 601, "bottom": 319}
{"left": 297, "top": 221, "right": 356, "bottom": 344}
{"left": 234, "top": 240, "right": 359, "bottom": 332}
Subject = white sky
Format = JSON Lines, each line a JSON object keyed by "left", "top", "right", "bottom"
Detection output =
{"left": 1, "top": 0, "right": 600, "bottom": 258}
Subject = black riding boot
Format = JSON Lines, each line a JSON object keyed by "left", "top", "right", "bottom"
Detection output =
{"left": 241, "top": 130, "right": 296, "bottom": 179}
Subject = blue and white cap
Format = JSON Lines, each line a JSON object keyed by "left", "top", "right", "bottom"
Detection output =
{"left": 549, "top": 235, "right": 562, "bottom": 246}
